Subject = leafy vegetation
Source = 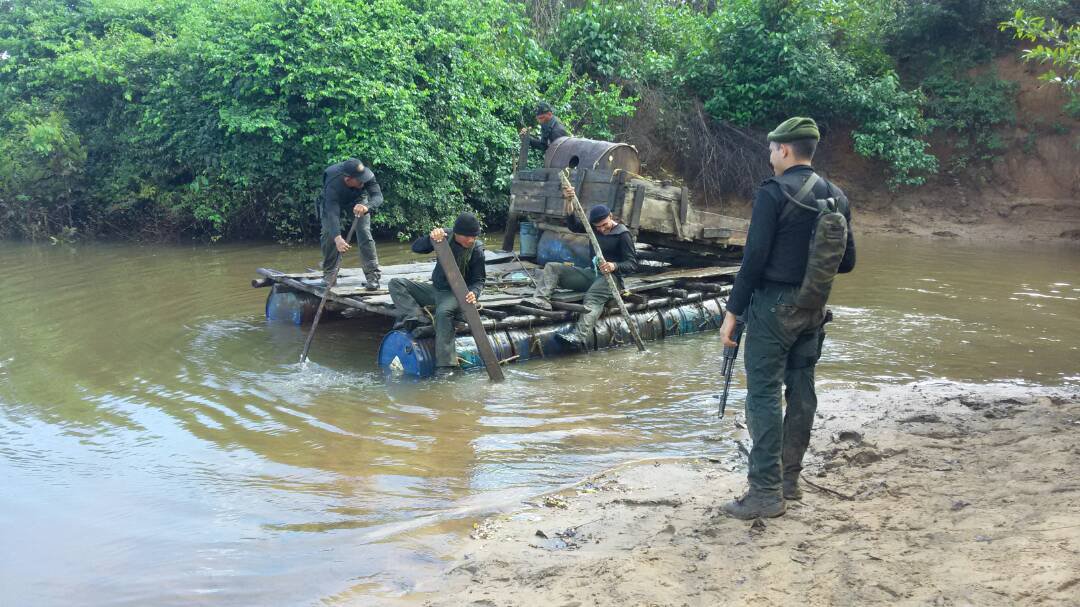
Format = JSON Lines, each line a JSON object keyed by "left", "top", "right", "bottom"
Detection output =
{"left": 0, "top": 0, "right": 1076, "bottom": 240}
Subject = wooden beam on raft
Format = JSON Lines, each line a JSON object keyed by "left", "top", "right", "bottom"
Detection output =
{"left": 432, "top": 238, "right": 504, "bottom": 381}
{"left": 255, "top": 268, "right": 395, "bottom": 316}
{"left": 680, "top": 281, "right": 733, "bottom": 293}
{"left": 512, "top": 305, "right": 569, "bottom": 320}
{"left": 550, "top": 300, "right": 590, "bottom": 314}
{"left": 479, "top": 307, "right": 510, "bottom": 320}
{"left": 411, "top": 314, "right": 551, "bottom": 338}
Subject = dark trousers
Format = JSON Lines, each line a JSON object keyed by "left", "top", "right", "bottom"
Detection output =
{"left": 742, "top": 283, "right": 827, "bottom": 495}
{"left": 321, "top": 213, "right": 380, "bottom": 281}
{"left": 388, "top": 278, "right": 462, "bottom": 367}
{"left": 535, "top": 263, "right": 612, "bottom": 342}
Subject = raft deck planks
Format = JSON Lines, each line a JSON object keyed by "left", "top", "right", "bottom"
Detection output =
{"left": 254, "top": 250, "right": 740, "bottom": 320}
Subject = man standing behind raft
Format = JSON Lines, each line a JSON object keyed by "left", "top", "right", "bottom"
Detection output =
{"left": 389, "top": 213, "right": 486, "bottom": 372}
{"left": 317, "top": 158, "right": 383, "bottom": 289}
{"left": 519, "top": 102, "right": 569, "bottom": 152}
{"left": 523, "top": 191, "right": 638, "bottom": 350}
{"left": 720, "top": 117, "right": 856, "bottom": 520}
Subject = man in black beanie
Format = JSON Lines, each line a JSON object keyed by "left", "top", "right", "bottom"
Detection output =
{"left": 523, "top": 197, "right": 637, "bottom": 350}
{"left": 315, "top": 158, "right": 383, "bottom": 289}
{"left": 388, "top": 212, "right": 486, "bottom": 371}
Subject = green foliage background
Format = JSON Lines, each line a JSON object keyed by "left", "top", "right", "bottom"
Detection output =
{"left": 0, "top": 0, "right": 1075, "bottom": 241}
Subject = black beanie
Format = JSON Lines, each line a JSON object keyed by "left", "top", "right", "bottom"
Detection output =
{"left": 453, "top": 212, "right": 481, "bottom": 237}
{"left": 588, "top": 204, "right": 611, "bottom": 224}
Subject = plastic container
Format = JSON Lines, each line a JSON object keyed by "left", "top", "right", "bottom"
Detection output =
{"left": 518, "top": 221, "right": 540, "bottom": 257}
{"left": 265, "top": 284, "right": 319, "bottom": 325}
{"left": 378, "top": 330, "right": 438, "bottom": 377}
{"left": 536, "top": 230, "right": 591, "bottom": 268}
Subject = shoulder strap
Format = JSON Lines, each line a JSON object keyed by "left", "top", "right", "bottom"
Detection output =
{"left": 777, "top": 172, "right": 822, "bottom": 222}
{"left": 782, "top": 173, "right": 820, "bottom": 211}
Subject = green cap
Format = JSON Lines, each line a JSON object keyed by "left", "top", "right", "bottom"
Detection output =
{"left": 767, "top": 117, "right": 820, "bottom": 143}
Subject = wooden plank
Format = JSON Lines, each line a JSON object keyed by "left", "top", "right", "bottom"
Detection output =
{"left": 512, "top": 304, "right": 568, "bottom": 320}
{"left": 510, "top": 194, "right": 548, "bottom": 214}
{"left": 629, "top": 185, "right": 646, "bottom": 230}
{"left": 502, "top": 211, "right": 520, "bottom": 252}
{"left": 432, "top": 238, "right": 504, "bottom": 381}
{"left": 640, "top": 266, "right": 741, "bottom": 281}
{"left": 258, "top": 268, "right": 394, "bottom": 316}
{"left": 679, "top": 186, "right": 689, "bottom": 224}
{"left": 514, "top": 169, "right": 552, "bottom": 182}
{"left": 609, "top": 170, "right": 627, "bottom": 218}
{"left": 702, "top": 227, "right": 734, "bottom": 239}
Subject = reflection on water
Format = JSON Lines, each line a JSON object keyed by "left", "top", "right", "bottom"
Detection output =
{"left": 1, "top": 235, "right": 1078, "bottom": 605}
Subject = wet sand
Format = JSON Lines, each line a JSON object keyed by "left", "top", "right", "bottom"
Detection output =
{"left": 400, "top": 383, "right": 1080, "bottom": 606}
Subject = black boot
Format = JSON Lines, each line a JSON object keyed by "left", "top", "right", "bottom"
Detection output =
{"left": 783, "top": 477, "right": 803, "bottom": 501}
{"left": 721, "top": 489, "right": 786, "bottom": 520}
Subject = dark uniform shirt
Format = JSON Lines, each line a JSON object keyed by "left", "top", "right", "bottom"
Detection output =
{"left": 528, "top": 116, "right": 570, "bottom": 151}
{"left": 318, "top": 161, "right": 384, "bottom": 235}
{"left": 566, "top": 213, "right": 639, "bottom": 277}
{"left": 411, "top": 231, "right": 487, "bottom": 299}
{"left": 727, "top": 165, "right": 856, "bottom": 316}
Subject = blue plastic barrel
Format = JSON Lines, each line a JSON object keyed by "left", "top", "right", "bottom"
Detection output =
{"left": 536, "top": 230, "right": 592, "bottom": 268}
{"left": 519, "top": 221, "right": 540, "bottom": 257}
{"left": 378, "top": 330, "right": 437, "bottom": 377}
{"left": 265, "top": 284, "right": 319, "bottom": 325}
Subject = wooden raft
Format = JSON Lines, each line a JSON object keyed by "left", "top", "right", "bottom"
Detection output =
{"left": 252, "top": 249, "right": 740, "bottom": 328}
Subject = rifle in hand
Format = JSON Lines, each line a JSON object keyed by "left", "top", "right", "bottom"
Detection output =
{"left": 718, "top": 317, "right": 745, "bottom": 417}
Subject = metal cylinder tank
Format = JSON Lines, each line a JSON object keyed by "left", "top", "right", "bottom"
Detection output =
{"left": 544, "top": 137, "right": 640, "bottom": 174}
{"left": 378, "top": 297, "right": 729, "bottom": 378}
{"left": 265, "top": 284, "right": 320, "bottom": 325}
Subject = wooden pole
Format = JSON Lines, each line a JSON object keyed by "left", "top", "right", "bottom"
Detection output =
{"left": 502, "top": 133, "right": 531, "bottom": 252}
{"left": 300, "top": 216, "right": 360, "bottom": 364}
{"left": 432, "top": 238, "right": 505, "bottom": 381}
{"left": 559, "top": 169, "right": 647, "bottom": 352}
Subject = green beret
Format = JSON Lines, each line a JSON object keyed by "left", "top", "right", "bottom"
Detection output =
{"left": 767, "top": 117, "right": 820, "bottom": 143}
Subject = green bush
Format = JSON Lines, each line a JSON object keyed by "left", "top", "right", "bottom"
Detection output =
{"left": 0, "top": 0, "right": 634, "bottom": 240}
{"left": 0, "top": 105, "right": 87, "bottom": 239}
{"left": 922, "top": 72, "right": 1017, "bottom": 172}
{"left": 673, "top": 1, "right": 938, "bottom": 187}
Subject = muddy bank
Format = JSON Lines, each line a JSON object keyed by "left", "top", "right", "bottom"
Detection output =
{"left": 402, "top": 383, "right": 1080, "bottom": 606}
{"left": 854, "top": 194, "right": 1080, "bottom": 243}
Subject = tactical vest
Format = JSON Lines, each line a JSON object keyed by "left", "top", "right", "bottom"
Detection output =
{"left": 770, "top": 171, "right": 849, "bottom": 310}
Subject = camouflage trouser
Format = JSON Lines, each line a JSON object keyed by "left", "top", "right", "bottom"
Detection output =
{"left": 387, "top": 278, "right": 462, "bottom": 368}
{"left": 743, "top": 282, "right": 827, "bottom": 495}
{"left": 321, "top": 213, "right": 380, "bottom": 282}
{"left": 535, "top": 263, "right": 612, "bottom": 343}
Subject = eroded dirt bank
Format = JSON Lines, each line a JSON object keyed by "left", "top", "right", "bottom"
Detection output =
{"left": 401, "top": 383, "right": 1080, "bottom": 606}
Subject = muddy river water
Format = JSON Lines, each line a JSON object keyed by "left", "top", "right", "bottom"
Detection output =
{"left": 1, "top": 234, "right": 1077, "bottom": 605}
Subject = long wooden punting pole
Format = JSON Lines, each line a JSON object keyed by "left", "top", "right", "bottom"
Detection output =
{"left": 300, "top": 216, "right": 360, "bottom": 364}
{"left": 559, "top": 169, "right": 647, "bottom": 352}
{"left": 432, "top": 238, "right": 505, "bottom": 381}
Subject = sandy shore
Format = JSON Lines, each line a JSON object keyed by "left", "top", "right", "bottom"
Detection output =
{"left": 399, "top": 382, "right": 1080, "bottom": 606}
